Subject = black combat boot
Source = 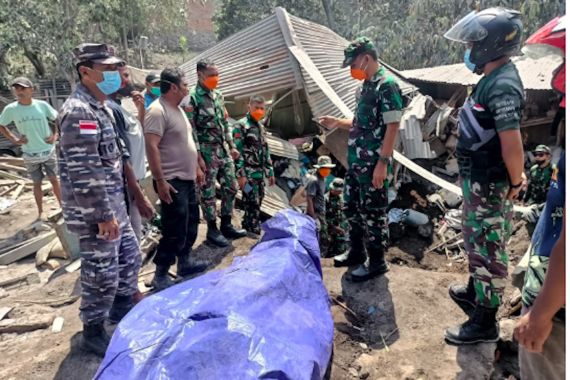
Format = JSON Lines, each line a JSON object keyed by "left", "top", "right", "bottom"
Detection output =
{"left": 81, "top": 322, "right": 111, "bottom": 357}
{"left": 444, "top": 305, "right": 499, "bottom": 345}
{"left": 108, "top": 295, "right": 134, "bottom": 324}
{"left": 333, "top": 225, "right": 366, "bottom": 267}
{"left": 220, "top": 215, "right": 247, "bottom": 239}
{"left": 207, "top": 220, "right": 230, "bottom": 247}
{"left": 350, "top": 247, "right": 389, "bottom": 283}
{"left": 150, "top": 266, "right": 175, "bottom": 291}
{"left": 177, "top": 254, "right": 208, "bottom": 278}
{"left": 449, "top": 277, "right": 476, "bottom": 317}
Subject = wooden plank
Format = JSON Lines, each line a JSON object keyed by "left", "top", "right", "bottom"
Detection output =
{"left": 0, "top": 231, "right": 57, "bottom": 265}
{"left": 65, "top": 259, "right": 81, "bottom": 273}
{"left": 0, "top": 183, "right": 18, "bottom": 197}
{"left": 0, "top": 157, "right": 24, "bottom": 166}
{"left": 0, "top": 170, "right": 30, "bottom": 182}
{"left": 11, "top": 182, "right": 25, "bottom": 200}
{"left": 0, "top": 314, "right": 55, "bottom": 334}
{"left": 0, "top": 163, "right": 27, "bottom": 174}
{"left": 0, "top": 307, "right": 13, "bottom": 321}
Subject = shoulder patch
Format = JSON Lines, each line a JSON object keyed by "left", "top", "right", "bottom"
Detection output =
{"left": 79, "top": 120, "right": 98, "bottom": 135}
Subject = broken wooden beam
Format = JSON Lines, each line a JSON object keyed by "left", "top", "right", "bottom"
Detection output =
{"left": 0, "top": 314, "right": 55, "bottom": 334}
{"left": 0, "top": 231, "right": 57, "bottom": 265}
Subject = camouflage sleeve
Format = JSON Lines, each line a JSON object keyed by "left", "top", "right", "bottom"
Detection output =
{"left": 186, "top": 94, "right": 201, "bottom": 152}
{"left": 233, "top": 122, "right": 245, "bottom": 177}
{"left": 59, "top": 107, "right": 114, "bottom": 223}
{"left": 486, "top": 84, "right": 523, "bottom": 132}
{"left": 379, "top": 78, "right": 404, "bottom": 125}
{"left": 264, "top": 139, "right": 274, "bottom": 178}
{"left": 221, "top": 97, "right": 236, "bottom": 149}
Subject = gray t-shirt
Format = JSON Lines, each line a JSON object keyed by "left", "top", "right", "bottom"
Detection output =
{"left": 305, "top": 174, "right": 326, "bottom": 216}
{"left": 144, "top": 98, "right": 198, "bottom": 181}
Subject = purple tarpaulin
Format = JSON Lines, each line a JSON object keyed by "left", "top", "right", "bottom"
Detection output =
{"left": 95, "top": 209, "right": 333, "bottom": 380}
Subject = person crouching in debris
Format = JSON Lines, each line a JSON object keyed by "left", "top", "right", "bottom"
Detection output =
{"left": 443, "top": 8, "right": 525, "bottom": 346}
{"left": 144, "top": 68, "right": 207, "bottom": 290}
{"left": 305, "top": 156, "right": 335, "bottom": 254}
{"left": 232, "top": 95, "right": 276, "bottom": 235}
{"left": 324, "top": 178, "right": 349, "bottom": 258}
{"left": 319, "top": 37, "right": 404, "bottom": 282}
{"left": 524, "top": 145, "right": 554, "bottom": 206}
{"left": 0, "top": 77, "right": 62, "bottom": 220}
{"left": 58, "top": 43, "right": 142, "bottom": 356}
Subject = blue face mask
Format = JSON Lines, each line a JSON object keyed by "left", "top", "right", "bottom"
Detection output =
{"left": 464, "top": 49, "right": 476, "bottom": 72}
{"left": 95, "top": 70, "right": 122, "bottom": 95}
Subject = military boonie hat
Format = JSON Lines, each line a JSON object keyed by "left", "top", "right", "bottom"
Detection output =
{"left": 145, "top": 72, "right": 161, "bottom": 84}
{"left": 314, "top": 155, "right": 336, "bottom": 169}
{"left": 341, "top": 36, "right": 378, "bottom": 68}
{"left": 330, "top": 178, "right": 344, "bottom": 191}
{"left": 11, "top": 77, "right": 33, "bottom": 88}
{"left": 73, "top": 43, "right": 125, "bottom": 66}
{"left": 533, "top": 144, "right": 551, "bottom": 154}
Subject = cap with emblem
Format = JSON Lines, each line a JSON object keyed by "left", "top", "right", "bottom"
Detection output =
{"left": 329, "top": 178, "right": 344, "bottom": 191}
{"left": 11, "top": 77, "right": 33, "bottom": 88}
{"left": 145, "top": 72, "right": 161, "bottom": 84}
{"left": 533, "top": 144, "right": 551, "bottom": 154}
{"left": 72, "top": 43, "right": 125, "bottom": 66}
{"left": 314, "top": 155, "right": 336, "bottom": 169}
{"left": 341, "top": 36, "right": 378, "bottom": 68}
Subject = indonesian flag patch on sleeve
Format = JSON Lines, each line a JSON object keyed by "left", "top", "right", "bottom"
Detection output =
{"left": 79, "top": 120, "right": 98, "bottom": 135}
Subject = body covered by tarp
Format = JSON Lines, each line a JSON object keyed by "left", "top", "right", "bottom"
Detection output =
{"left": 95, "top": 209, "right": 334, "bottom": 380}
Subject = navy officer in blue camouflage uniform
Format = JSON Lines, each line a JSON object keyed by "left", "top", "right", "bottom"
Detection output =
{"left": 58, "top": 43, "right": 141, "bottom": 356}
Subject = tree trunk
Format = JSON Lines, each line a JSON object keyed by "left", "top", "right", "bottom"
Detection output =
{"left": 122, "top": 25, "right": 129, "bottom": 62}
{"left": 321, "top": 0, "right": 336, "bottom": 31}
{"left": 23, "top": 48, "right": 46, "bottom": 78}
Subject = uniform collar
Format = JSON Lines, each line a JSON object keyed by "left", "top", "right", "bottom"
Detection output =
{"left": 367, "top": 66, "right": 386, "bottom": 83}
{"left": 76, "top": 83, "right": 106, "bottom": 109}
{"left": 197, "top": 81, "right": 215, "bottom": 97}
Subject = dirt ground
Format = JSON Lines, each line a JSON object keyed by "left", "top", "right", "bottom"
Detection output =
{"left": 0, "top": 210, "right": 528, "bottom": 380}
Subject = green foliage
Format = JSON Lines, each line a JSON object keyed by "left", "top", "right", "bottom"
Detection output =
{"left": 214, "top": 0, "right": 565, "bottom": 70}
{"left": 0, "top": 0, "right": 187, "bottom": 86}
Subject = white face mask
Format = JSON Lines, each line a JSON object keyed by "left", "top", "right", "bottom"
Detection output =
{"left": 179, "top": 94, "right": 190, "bottom": 107}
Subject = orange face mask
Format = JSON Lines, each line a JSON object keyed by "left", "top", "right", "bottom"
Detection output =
{"left": 319, "top": 168, "right": 332, "bottom": 177}
{"left": 350, "top": 58, "right": 369, "bottom": 81}
{"left": 203, "top": 75, "right": 219, "bottom": 90}
{"left": 250, "top": 109, "right": 265, "bottom": 121}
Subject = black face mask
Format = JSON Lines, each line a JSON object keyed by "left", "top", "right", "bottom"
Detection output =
{"left": 116, "top": 83, "right": 135, "bottom": 98}
{"left": 535, "top": 159, "right": 546, "bottom": 165}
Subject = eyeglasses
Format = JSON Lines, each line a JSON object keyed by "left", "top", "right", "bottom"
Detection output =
{"left": 534, "top": 153, "right": 547, "bottom": 157}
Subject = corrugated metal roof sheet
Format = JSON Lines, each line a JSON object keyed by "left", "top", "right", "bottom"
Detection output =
{"left": 179, "top": 8, "right": 416, "bottom": 120}
{"left": 180, "top": 14, "right": 299, "bottom": 98}
{"left": 400, "top": 56, "right": 562, "bottom": 91}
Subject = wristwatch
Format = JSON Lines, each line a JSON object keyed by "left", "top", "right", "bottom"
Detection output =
{"left": 379, "top": 155, "right": 391, "bottom": 165}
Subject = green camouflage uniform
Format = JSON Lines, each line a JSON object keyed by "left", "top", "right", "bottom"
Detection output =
{"left": 187, "top": 82, "right": 238, "bottom": 222}
{"left": 524, "top": 163, "right": 554, "bottom": 205}
{"left": 325, "top": 191, "right": 348, "bottom": 257}
{"left": 233, "top": 113, "right": 274, "bottom": 233}
{"left": 345, "top": 63, "right": 403, "bottom": 268}
{"left": 457, "top": 62, "right": 524, "bottom": 308}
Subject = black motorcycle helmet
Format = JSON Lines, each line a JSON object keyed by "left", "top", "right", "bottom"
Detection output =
{"left": 445, "top": 8, "right": 523, "bottom": 69}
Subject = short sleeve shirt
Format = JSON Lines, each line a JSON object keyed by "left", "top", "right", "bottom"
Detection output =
{"left": 0, "top": 99, "right": 58, "bottom": 154}
{"left": 348, "top": 67, "right": 403, "bottom": 169}
{"left": 305, "top": 174, "right": 326, "bottom": 216}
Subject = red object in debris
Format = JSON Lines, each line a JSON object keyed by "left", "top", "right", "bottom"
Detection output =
{"left": 523, "top": 15, "right": 566, "bottom": 106}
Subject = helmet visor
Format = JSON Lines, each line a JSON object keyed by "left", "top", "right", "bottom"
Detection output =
{"left": 444, "top": 11, "right": 489, "bottom": 43}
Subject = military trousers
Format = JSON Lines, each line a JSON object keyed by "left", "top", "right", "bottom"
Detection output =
{"left": 242, "top": 178, "right": 265, "bottom": 232}
{"left": 200, "top": 144, "right": 238, "bottom": 222}
{"left": 344, "top": 169, "right": 389, "bottom": 265}
{"left": 78, "top": 200, "right": 141, "bottom": 325}
{"left": 153, "top": 178, "right": 199, "bottom": 267}
{"left": 461, "top": 178, "right": 513, "bottom": 308}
